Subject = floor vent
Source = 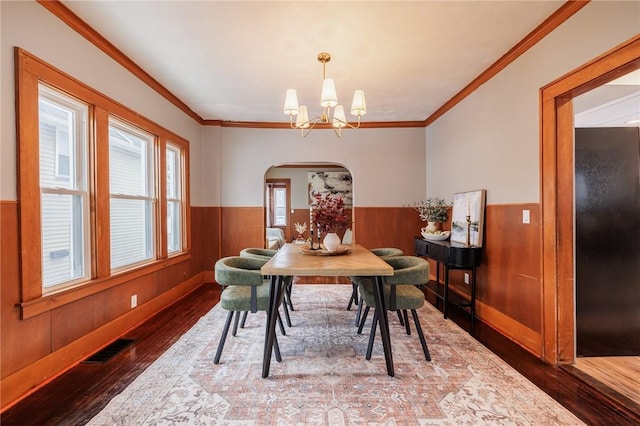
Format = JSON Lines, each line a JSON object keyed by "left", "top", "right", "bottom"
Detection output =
{"left": 82, "top": 339, "right": 134, "bottom": 364}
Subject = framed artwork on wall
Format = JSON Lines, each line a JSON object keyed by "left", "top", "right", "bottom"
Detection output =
{"left": 450, "top": 189, "right": 486, "bottom": 247}
{"left": 308, "top": 171, "right": 353, "bottom": 206}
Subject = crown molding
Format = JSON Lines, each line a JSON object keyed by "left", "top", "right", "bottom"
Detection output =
{"left": 216, "top": 121, "right": 426, "bottom": 129}
{"left": 424, "top": 0, "right": 590, "bottom": 126}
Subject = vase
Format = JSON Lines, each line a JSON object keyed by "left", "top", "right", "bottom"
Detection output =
{"left": 323, "top": 232, "right": 341, "bottom": 252}
{"left": 423, "top": 221, "right": 439, "bottom": 234}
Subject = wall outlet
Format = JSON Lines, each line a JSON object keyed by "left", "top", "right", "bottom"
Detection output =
{"left": 464, "top": 273, "right": 470, "bottom": 284}
{"left": 522, "top": 209, "right": 530, "bottom": 224}
{"left": 131, "top": 294, "right": 138, "bottom": 308}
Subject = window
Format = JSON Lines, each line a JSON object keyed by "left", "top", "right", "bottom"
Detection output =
{"left": 273, "top": 187, "right": 287, "bottom": 226}
{"left": 17, "top": 48, "right": 190, "bottom": 316}
{"left": 38, "top": 84, "right": 90, "bottom": 291}
{"left": 109, "top": 119, "right": 156, "bottom": 270}
{"left": 166, "top": 143, "right": 183, "bottom": 254}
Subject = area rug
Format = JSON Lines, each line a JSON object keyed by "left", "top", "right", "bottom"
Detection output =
{"left": 88, "top": 285, "right": 583, "bottom": 425}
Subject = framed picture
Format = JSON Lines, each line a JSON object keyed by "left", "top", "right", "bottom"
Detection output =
{"left": 308, "top": 171, "right": 353, "bottom": 206}
{"left": 450, "top": 189, "right": 486, "bottom": 247}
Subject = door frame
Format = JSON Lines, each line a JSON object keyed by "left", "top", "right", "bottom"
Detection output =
{"left": 265, "top": 178, "right": 291, "bottom": 242}
{"left": 540, "top": 34, "right": 640, "bottom": 365}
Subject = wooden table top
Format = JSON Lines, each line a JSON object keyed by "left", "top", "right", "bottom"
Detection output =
{"left": 261, "top": 243, "right": 394, "bottom": 277}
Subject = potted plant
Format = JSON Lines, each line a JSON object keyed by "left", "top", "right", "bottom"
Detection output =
{"left": 407, "top": 197, "right": 451, "bottom": 233}
{"left": 312, "top": 195, "right": 350, "bottom": 251}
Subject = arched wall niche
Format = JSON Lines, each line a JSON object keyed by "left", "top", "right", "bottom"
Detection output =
{"left": 264, "top": 162, "right": 355, "bottom": 245}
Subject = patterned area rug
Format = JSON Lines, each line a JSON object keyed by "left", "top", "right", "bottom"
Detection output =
{"left": 88, "top": 285, "right": 583, "bottom": 425}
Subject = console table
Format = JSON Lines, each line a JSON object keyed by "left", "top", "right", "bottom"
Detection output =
{"left": 414, "top": 238, "right": 482, "bottom": 333}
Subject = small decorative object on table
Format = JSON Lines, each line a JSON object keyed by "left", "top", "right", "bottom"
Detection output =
{"left": 299, "top": 244, "right": 352, "bottom": 256}
{"left": 294, "top": 222, "right": 307, "bottom": 242}
{"left": 421, "top": 229, "right": 451, "bottom": 241}
{"left": 311, "top": 195, "right": 351, "bottom": 252}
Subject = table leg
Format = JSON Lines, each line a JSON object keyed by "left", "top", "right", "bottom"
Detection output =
{"left": 262, "top": 275, "right": 284, "bottom": 378}
{"left": 372, "top": 275, "right": 394, "bottom": 377}
{"left": 443, "top": 265, "right": 449, "bottom": 319}
{"left": 470, "top": 267, "right": 477, "bottom": 334}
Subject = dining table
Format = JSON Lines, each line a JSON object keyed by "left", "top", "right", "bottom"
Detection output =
{"left": 260, "top": 243, "right": 395, "bottom": 378}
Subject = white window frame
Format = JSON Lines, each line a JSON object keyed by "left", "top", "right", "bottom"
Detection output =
{"left": 273, "top": 187, "right": 287, "bottom": 226}
{"left": 108, "top": 118, "right": 157, "bottom": 271}
{"left": 38, "top": 84, "right": 91, "bottom": 292}
{"left": 166, "top": 142, "right": 184, "bottom": 254}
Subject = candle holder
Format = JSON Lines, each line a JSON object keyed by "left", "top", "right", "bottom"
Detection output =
{"left": 309, "top": 229, "right": 318, "bottom": 250}
{"left": 465, "top": 215, "right": 472, "bottom": 247}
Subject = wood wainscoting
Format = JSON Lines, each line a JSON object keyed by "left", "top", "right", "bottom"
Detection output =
{"left": 0, "top": 202, "right": 215, "bottom": 410}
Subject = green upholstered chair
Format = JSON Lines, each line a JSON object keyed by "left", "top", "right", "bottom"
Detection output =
{"left": 240, "top": 247, "right": 294, "bottom": 326}
{"left": 349, "top": 248, "right": 404, "bottom": 325}
{"left": 239, "top": 247, "right": 278, "bottom": 259}
{"left": 213, "top": 256, "right": 290, "bottom": 364}
{"left": 355, "top": 255, "right": 431, "bottom": 361}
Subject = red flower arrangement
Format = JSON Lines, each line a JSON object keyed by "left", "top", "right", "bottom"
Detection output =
{"left": 312, "top": 195, "right": 350, "bottom": 234}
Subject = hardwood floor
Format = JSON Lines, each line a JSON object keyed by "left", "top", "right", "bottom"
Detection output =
{"left": 2, "top": 282, "right": 640, "bottom": 425}
{"left": 572, "top": 357, "right": 640, "bottom": 408}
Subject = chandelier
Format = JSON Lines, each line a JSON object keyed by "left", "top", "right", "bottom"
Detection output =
{"left": 283, "top": 52, "right": 366, "bottom": 137}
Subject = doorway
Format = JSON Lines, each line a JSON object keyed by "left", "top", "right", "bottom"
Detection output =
{"left": 265, "top": 179, "right": 290, "bottom": 247}
{"left": 541, "top": 35, "right": 640, "bottom": 409}
{"left": 264, "top": 163, "right": 354, "bottom": 247}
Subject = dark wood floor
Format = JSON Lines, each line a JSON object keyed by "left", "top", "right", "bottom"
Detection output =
{"left": 2, "top": 282, "right": 639, "bottom": 425}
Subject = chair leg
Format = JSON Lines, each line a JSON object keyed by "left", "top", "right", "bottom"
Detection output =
{"left": 285, "top": 282, "right": 295, "bottom": 311}
{"left": 240, "top": 311, "right": 248, "bottom": 328}
{"left": 366, "top": 310, "right": 379, "bottom": 360}
{"left": 347, "top": 281, "right": 358, "bottom": 310}
{"left": 277, "top": 311, "right": 286, "bottom": 336}
{"left": 411, "top": 309, "right": 431, "bottom": 361}
{"left": 396, "top": 309, "right": 405, "bottom": 326}
{"left": 232, "top": 310, "right": 241, "bottom": 336}
{"left": 357, "top": 305, "right": 370, "bottom": 334}
{"left": 403, "top": 309, "right": 411, "bottom": 335}
{"left": 281, "top": 300, "right": 292, "bottom": 327}
{"left": 214, "top": 310, "right": 234, "bottom": 364}
{"left": 354, "top": 295, "right": 364, "bottom": 326}
{"left": 274, "top": 334, "right": 282, "bottom": 363}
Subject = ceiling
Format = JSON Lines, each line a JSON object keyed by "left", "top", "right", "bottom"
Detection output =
{"left": 60, "top": 0, "right": 568, "bottom": 124}
{"left": 574, "top": 70, "right": 640, "bottom": 128}
{"left": 58, "top": 1, "right": 639, "bottom": 127}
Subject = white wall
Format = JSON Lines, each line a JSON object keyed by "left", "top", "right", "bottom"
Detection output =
{"left": 0, "top": 1, "right": 203, "bottom": 203}
{"left": 426, "top": 1, "right": 640, "bottom": 204}
{"left": 216, "top": 126, "right": 427, "bottom": 207}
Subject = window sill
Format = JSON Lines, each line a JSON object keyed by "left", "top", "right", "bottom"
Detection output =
{"left": 19, "top": 252, "right": 192, "bottom": 320}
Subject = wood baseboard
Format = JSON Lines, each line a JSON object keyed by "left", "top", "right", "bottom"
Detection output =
{"left": 1, "top": 272, "right": 207, "bottom": 411}
{"left": 475, "top": 299, "right": 542, "bottom": 357}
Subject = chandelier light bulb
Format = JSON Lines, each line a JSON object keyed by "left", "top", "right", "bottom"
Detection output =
{"left": 283, "top": 89, "right": 299, "bottom": 115}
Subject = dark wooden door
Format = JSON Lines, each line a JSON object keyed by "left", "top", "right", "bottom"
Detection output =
{"left": 575, "top": 127, "right": 640, "bottom": 356}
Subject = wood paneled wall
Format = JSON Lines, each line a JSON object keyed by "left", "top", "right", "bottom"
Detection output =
{"left": 220, "top": 207, "right": 264, "bottom": 258}
{"left": 192, "top": 206, "right": 220, "bottom": 277}
{"left": 0, "top": 202, "right": 217, "bottom": 410}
